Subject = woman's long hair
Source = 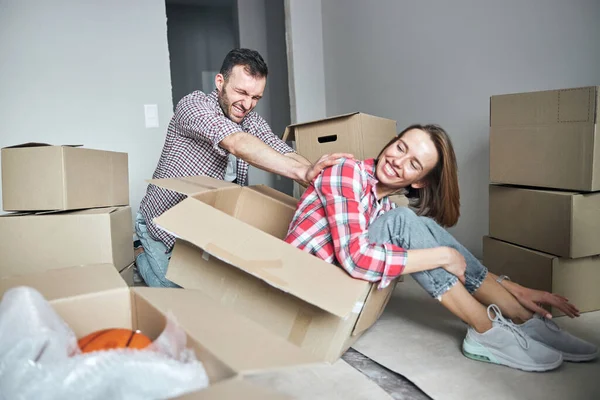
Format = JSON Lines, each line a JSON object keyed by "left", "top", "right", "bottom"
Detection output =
{"left": 376, "top": 124, "right": 460, "bottom": 227}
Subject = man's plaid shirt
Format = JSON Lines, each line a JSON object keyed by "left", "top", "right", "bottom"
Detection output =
{"left": 139, "top": 90, "right": 294, "bottom": 250}
{"left": 284, "top": 158, "right": 407, "bottom": 289}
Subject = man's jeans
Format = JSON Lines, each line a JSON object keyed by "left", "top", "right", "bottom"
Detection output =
{"left": 134, "top": 211, "right": 179, "bottom": 288}
{"left": 367, "top": 207, "right": 488, "bottom": 300}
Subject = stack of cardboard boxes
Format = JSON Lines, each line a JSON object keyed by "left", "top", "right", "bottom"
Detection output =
{"left": 0, "top": 143, "right": 135, "bottom": 283}
{"left": 483, "top": 86, "right": 600, "bottom": 316}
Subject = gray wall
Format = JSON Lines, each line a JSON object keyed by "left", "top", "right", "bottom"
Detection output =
{"left": 237, "top": 0, "right": 293, "bottom": 194}
{"left": 166, "top": 4, "right": 236, "bottom": 106}
{"left": 0, "top": 0, "right": 173, "bottom": 217}
{"left": 320, "top": 0, "right": 600, "bottom": 257}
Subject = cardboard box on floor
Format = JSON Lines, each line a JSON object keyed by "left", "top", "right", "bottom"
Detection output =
{"left": 149, "top": 175, "right": 398, "bottom": 363}
{"left": 0, "top": 264, "right": 314, "bottom": 399}
{"left": 489, "top": 184, "right": 600, "bottom": 258}
{"left": 482, "top": 236, "right": 600, "bottom": 316}
{"left": 490, "top": 86, "right": 600, "bottom": 191}
{"left": 1, "top": 143, "right": 129, "bottom": 212}
{"left": 0, "top": 206, "right": 134, "bottom": 277}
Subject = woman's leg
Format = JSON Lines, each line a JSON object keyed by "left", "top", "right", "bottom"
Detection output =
{"left": 368, "top": 207, "right": 531, "bottom": 321}
{"left": 367, "top": 207, "right": 563, "bottom": 371}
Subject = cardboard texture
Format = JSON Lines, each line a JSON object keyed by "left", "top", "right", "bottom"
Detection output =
{"left": 0, "top": 206, "right": 133, "bottom": 277}
{"left": 119, "top": 262, "right": 135, "bottom": 286}
{"left": 483, "top": 236, "right": 600, "bottom": 316}
{"left": 153, "top": 177, "right": 398, "bottom": 363}
{"left": 490, "top": 86, "right": 600, "bottom": 191}
{"left": 1, "top": 143, "right": 129, "bottom": 211}
{"left": 0, "top": 264, "right": 312, "bottom": 399}
{"left": 282, "top": 112, "right": 397, "bottom": 163}
{"left": 489, "top": 185, "right": 600, "bottom": 258}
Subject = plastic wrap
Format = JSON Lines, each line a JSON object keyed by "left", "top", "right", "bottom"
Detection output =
{"left": 0, "top": 286, "right": 209, "bottom": 400}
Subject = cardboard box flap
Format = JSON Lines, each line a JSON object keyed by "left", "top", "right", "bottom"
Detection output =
{"left": 0, "top": 264, "right": 127, "bottom": 301}
{"left": 282, "top": 112, "right": 360, "bottom": 141}
{"left": 175, "top": 379, "right": 291, "bottom": 400}
{"left": 249, "top": 184, "right": 298, "bottom": 209}
{"left": 148, "top": 175, "right": 239, "bottom": 197}
{"left": 133, "top": 287, "right": 320, "bottom": 373}
{"left": 154, "top": 197, "right": 367, "bottom": 318}
{"left": 1, "top": 142, "right": 83, "bottom": 149}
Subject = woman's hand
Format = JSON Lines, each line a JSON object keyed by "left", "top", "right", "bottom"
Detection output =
{"left": 503, "top": 281, "right": 580, "bottom": 319}
{"left": 441, "top": 248, "right": 466, "bottom": 284}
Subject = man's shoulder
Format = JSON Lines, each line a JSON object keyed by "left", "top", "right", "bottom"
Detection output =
{"left": 177, "top": 90, "right": 217, "bottom": 112}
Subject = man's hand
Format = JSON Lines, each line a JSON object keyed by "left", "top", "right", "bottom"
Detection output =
{"left": 302, "top": 153, "right": 355, "bottom": 186}
{"left": 504, "top": 281, "right": 580, "bottom": 319}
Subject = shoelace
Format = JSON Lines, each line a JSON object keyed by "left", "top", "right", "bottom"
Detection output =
{"left": 487, "top": 304, "right": 530, "bottom": 349}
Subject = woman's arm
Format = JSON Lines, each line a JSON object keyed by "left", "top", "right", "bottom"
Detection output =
{"left": 490, "top": 272, "right": 580, "bottom": 318}
{"left": 405, "top": 247, "right": 466, "bottom": 283}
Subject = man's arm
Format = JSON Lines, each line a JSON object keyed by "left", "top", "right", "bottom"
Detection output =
{"left": 285, "top": 151, "right": 312, "bottom": 167}
{"left": 220, "top": 131, "right": 351, "bottom": 187}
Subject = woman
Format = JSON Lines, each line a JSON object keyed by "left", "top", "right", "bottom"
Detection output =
{"left": 284, "top": 124, "right": 597, "bottom": 371}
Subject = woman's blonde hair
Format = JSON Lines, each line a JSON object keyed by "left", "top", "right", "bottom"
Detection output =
{"left": 376, "top": 124, "right": 460, "bottom": 227}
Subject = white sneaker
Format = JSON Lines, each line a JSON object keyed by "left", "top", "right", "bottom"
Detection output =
{"left": 519, "top": 314, "right": 598, "bottom": 362}
{"left": 462, "top": 305, "right": 563, "bottom": 372}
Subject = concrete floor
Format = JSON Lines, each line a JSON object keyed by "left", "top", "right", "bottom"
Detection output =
{"left": 342, "top": 348, "right": 431, "bottom": 400}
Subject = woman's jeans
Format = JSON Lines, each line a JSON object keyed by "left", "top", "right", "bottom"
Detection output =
{"left": 367, "top": 207, "right": 487, "bottom": 300}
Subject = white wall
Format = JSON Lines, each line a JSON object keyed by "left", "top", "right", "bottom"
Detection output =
{"left": 318, "top": 0, "right": 600, "bottom": 258}
{"left": 0, "top": 0, "right": 173, "bottom": 218}
{"left": 285, "top": 0, "right": 327, "bottom": 123}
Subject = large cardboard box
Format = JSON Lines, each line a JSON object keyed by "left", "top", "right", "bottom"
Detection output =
{"left": 0, "top": 206, "right": 134, "bottom": 277}
{"left": 0, "top": 264, "right": 313, "bottom": 399}
{"left": 1, "top": 143, "right": 129, "bottom": 211}
{"left": 483, "top": 236, "right": 600, "bottom": 316}
{"left": 151, "top": 176, "right": 398, "bottom": 363}
{"left": 489, "top": 185, "right": 600, "bottom": 258}
{"left": 282, "top": 112, "right": 397, "bottom": 163}
{"left": 490, "top": 86, "right": 600, "bottom": 191}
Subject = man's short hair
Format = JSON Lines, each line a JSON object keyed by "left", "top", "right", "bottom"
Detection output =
{"left": 219, "top": 48, "right": 268, "bottom": 81}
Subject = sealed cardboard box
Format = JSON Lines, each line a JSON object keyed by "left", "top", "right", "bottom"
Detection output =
{"left": 489, "top": 185, "right": 600, "bottom": 258}
{"left": 152, "top": 176, "right": 398, "bottom": 363}
{"left": 282, "top": 112, "right": 397, "bottom": 163}
{"left": 490, "top": 86, "right": 600, "bottom": 191}
{"left": 483, "top": 236, "right": 600, "bottom": 316}
{"left": 0, "top": 206, "right": 133, "bottom": 277}
{"left": 1, "top": 143, "right": 129, "bottom": 211}
{"left": 0, "top": 264, "right": 311, "bottom": 399}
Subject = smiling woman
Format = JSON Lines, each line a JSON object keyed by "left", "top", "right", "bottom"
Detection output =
{"left": 284, "top": 123, "right": 597, "bottom": 373}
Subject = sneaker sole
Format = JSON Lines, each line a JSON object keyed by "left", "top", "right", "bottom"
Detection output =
{"left": 563, "top": 350, "right": 599, "bottom": 362}
{"left": 462, "top": 337, "right": 563, "bottom": 372}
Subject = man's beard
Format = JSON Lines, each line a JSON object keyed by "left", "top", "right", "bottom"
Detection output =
{"left": 217, "top": 88, "right": 232, "bottom": 120}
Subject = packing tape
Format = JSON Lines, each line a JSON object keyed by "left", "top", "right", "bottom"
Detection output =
{"left": 288, "top": 309, "right": 313, "bottom": 346}
{"left": 202, "top": 251, "right": 210, "bottom": 261}
{"left": 204, "top": 243, "right": 288, "bottom": 287}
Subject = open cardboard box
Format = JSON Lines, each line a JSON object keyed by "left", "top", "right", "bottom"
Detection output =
{"left": 0, "top": 263, "right": 318, "bottom": 399}
{"left": 150, "top": 175, "right": 398, "bottom": 363}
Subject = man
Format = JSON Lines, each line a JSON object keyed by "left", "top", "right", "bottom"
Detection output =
{"left": 135, "top": 48, "right": 350, "bottom": 287}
